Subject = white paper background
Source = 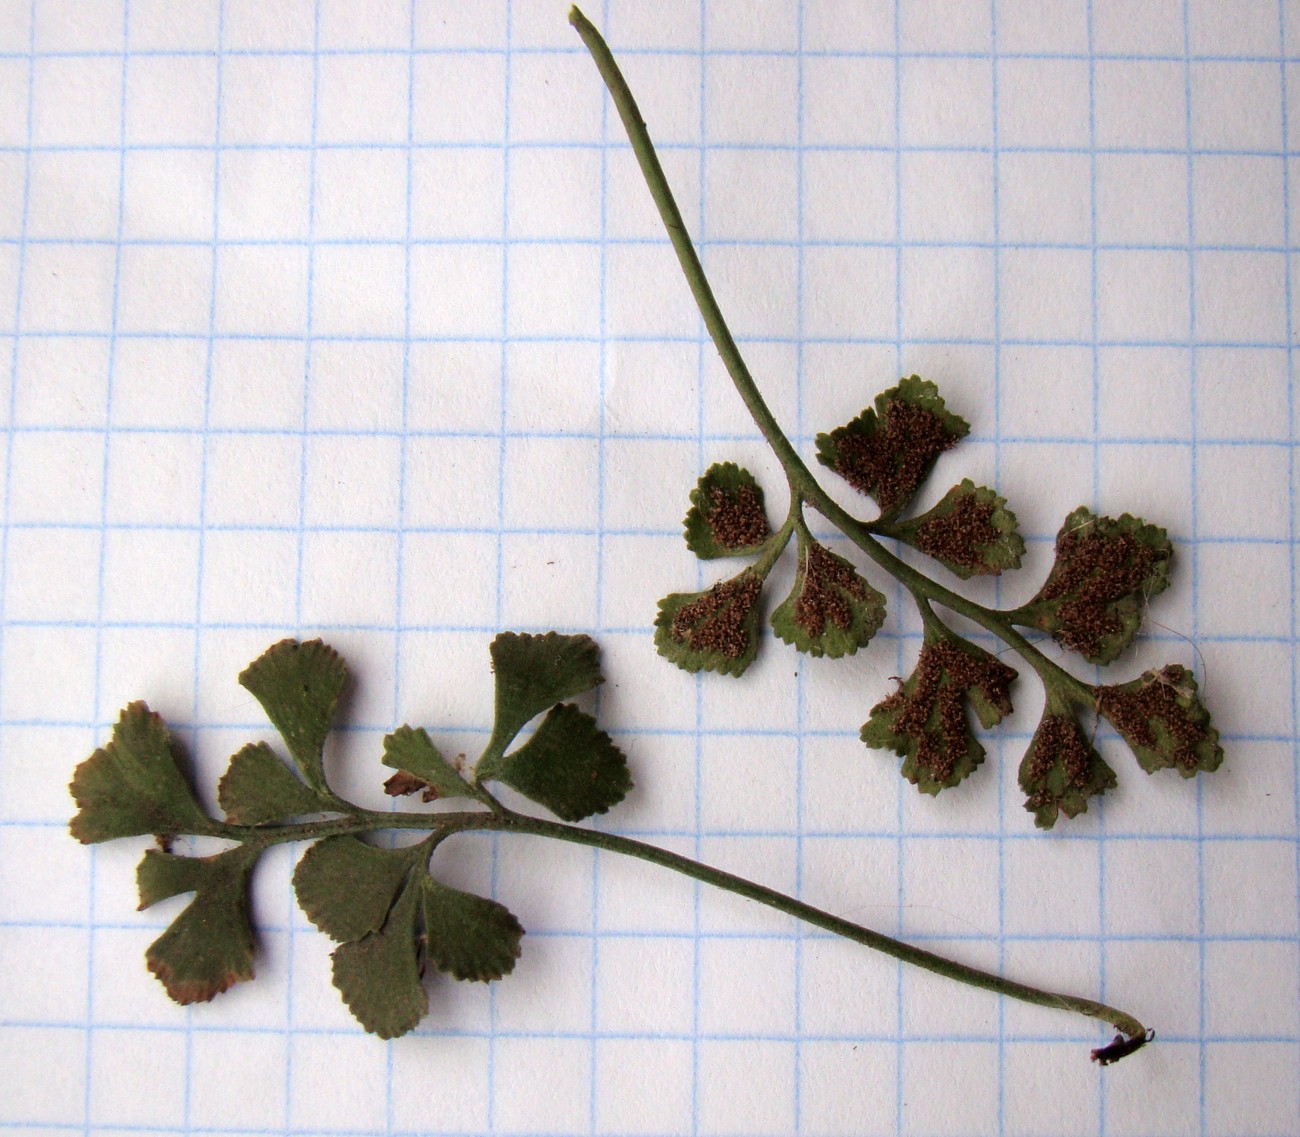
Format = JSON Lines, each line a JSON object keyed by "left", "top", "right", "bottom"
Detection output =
{"left": 1, "top": 1, "right": 1298, "bottom": 1134}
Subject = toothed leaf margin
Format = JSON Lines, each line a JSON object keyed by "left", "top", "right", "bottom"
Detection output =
{"left": 137, "top": 845, "right": 259, "bottom": 1005}
{"left": 218, "top": 741, "right": 326, "bottom": 825}
{"left": 238, "top": 638, "right": 347, "bottom": 793}
{"left": 382, "top": 725, "right": 475, "bottom": 801}
{"left": 489, "top": 632, "right": 604, "bottom": 746}
{"left": 1015, "top": 509, "right": 1172, "bottom": 665}
{"left": 815, "top": 376, "right": 970, "bottom": 518}
{"left": 480, "top": 703, "right": 631, "bottom": 822}
{"left": 770, "top": 536, "right": 885, "bottom": 658}
{"left": 70, "top": 701, "right": 213, "bottom": 844}
{"left": 1098, "top": 665, "right": 1224, "bottom": 777}
{"left": 684, "top": 462, "right": 772, "bottom": 559}
{"left": 293, "top": 835, "right": 418, "bottom": 944}
{"left": 861, "top": 635, "right": 1017, "bottom": 794}
{"left": 886, "top": 479, "right": 1024, "bottom": 579}
{"left": 655, "top": 569, "right": 764, "bottom": 677}
{"left": 1018, "top": 711, "right": 1117, "bottom": 829}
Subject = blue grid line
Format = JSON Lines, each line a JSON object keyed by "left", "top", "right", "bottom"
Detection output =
{"left": 381, "top": 4, "right": 417, "bottom": 1131}
{"left": 6, "top": 41, "right": 1300, "bottom": 63}
{"left": 12, "top": 718, "right": 1295, "bottom": 758}
{"left": 277, "top": 0, "right": 325, "bottom": 1124}
{"left": 988, "top": 2, "right": 1008, "bottom": 1129}
{"left": 1085, "top": 3, "right": 1114, "bottom": 1130}
{"left": 5, "top": 422, "right": 1298, "bottom": 452}
{"left": 587, "top": 0, "right": 612, "bottom": 1127}
{"left": 791, "top": 3, "right": 806, "bottom": 1130}
{"left": 178, "top": 0, "right": 224, "bottom": 1122}
{"left": 82, "top": 3, "right": 133, "bottom": 1131}
{"left": 8, "top": 235, "right": 1299, "bottom": 257}
{"left": 0, "top": 0, "right": 36, "bottom": 904}
{"left": 691, "top": 5, "right": 707, "bottom": 1131}
{"left": 9, "top": 915, "right": 1300, "bottom": 945}
{"left": 6, "top": 1019, "right": 1295, "bottom": 1047}
{"left": 3, "top": 137, "right": 1296, "bottom": 158}
{"left": 1178, "top": 5, "right": 1209, "bottom": 1135}
{"left": 7, "top": 814, "right": 1300, "bottom": 844}
{"left": 7, "top": 42, "right": 1300, "bottom": 63}
{"left": 6, "top": 1030, "right": 1300, "bottom": 1061}
{"left": 484, "top": 2, "right": 515, "bottom": 1125}
{"left": 7, "top": 521, "right": 1300, "bottom": 554}
{"left": 6, "top": 330, "right": 1296, "bottom": 354}
{"left": 1279, "top": 1, "right": 1300, "bottom": 1129}
{"left": 892, "top": 4, "right": 906, "bottom": 1132}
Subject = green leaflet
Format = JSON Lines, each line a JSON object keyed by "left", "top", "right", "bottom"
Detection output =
{"left": 480, "top": 703, "right": 631, "bottom": 822}
{"left": 382, "top": 725, "right": 475, "bottom": 800}
{"left": 293, "top": 835, "right": 420, "bottom": 943}
{"left": 770, "top": 535, "right": 885, "bottom": 659}
{"left": 69, "top": 701, "right": 214, "bottom": 844}
{"left": 882, "top": 479, "right": 1024, "bottom": 579}
{"left": 861, "top": 634, "right": 1017, "bottom": 794}
{"left": 1018, "top": 709, "right": 1117, "bottom": 830}
{"left": 239, "top": 638, "right": 346, "bottom": 794}
{"left": 1012, "top": 508, "right": 1172, "bottom": 665}
{"left": 655, "top": 568, "right": 765, "bottom": 677}
{"left": 328, "top": 872, "right": 527, "bottom": 1039}
{"left": 422, "top": 877, "right": 524, "bottom": 982}
{"left": 218, "top": 741, "right": 326, "bottom": 825}
{"left": 137, "top": 845, "right": 259, "bottom": 1004}
{"left": 1098, "top": 664, "right": 1224, "bottom": 777}
{"left": 331, "top": 876, "right": 427, "bottom": 1040}
{"left": 684, "top": 462, "right": 772, "bottom": 559}
{"left": 488, "top": 631, "right": 604, "bottom": 747}
{"left": 815, "top": 376, "right": 970, "bottom": 519}
{"left": 298, "top": 833, "right": 527, "bottom": 1036}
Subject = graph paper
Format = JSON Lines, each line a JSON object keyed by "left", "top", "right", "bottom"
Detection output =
{"left": 1, "top": 0, "right": 1297, "bottom": 1133}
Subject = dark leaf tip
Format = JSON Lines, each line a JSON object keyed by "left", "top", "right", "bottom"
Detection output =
{"left": 1092, "top": 1029, "right": 1155, "bottom": 1066}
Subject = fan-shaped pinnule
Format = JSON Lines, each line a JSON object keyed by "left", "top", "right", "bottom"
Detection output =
{"left": 684, "top": 462, "right": 773, "bottom": 559}
{"left": 815, "top": 376, "right": 970, "bottom": 519}
{"left": 881, "top": 478, "right": 1024, "bottom": 579}
{"left": 1097, "top": 665, "right": 1223, "bottom": 776}
{"left": 860, "top": 633, "right": 1018, "bottom": 795}
{"left": 1012, "top": 509, "right": 1172, "bottom": 665}
{"left": 770, "top": 534, "right": 886, "bottom": 659}
{"left": 1018, "top": 709, "right": 1117, "bottom": 829}
{"left": 655, "top": 568, "right": 766, "bottom": 677}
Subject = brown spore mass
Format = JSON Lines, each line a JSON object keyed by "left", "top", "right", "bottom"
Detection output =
{"left": 1098, "top": 667, "right": 1208, "bottom": 773}
{"left": 877, "top": 640, "right": 1016, "bottom": 783}
{"left": 384, "top": 770, "right": 439, "bottom": 802}
{"left": 833, "top": 402, "right": 959, "bottom": 514}
{"left": 706, "top": 484, "right": 770, "bottom": 551}
{"left": 913, "top": 495, "right": 1001, "bottom": 572}
{"left": 1023, "top": 714, "right": 1093, "bottom": 811}
{"left": 670, "top": 573, "right": 762, "bottom": 659}
{"left": 1037, "top": 525, "right": 1160, "bottom": 657}
{"left": 794, "top": 542, "right": 867, "bottom": 636}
